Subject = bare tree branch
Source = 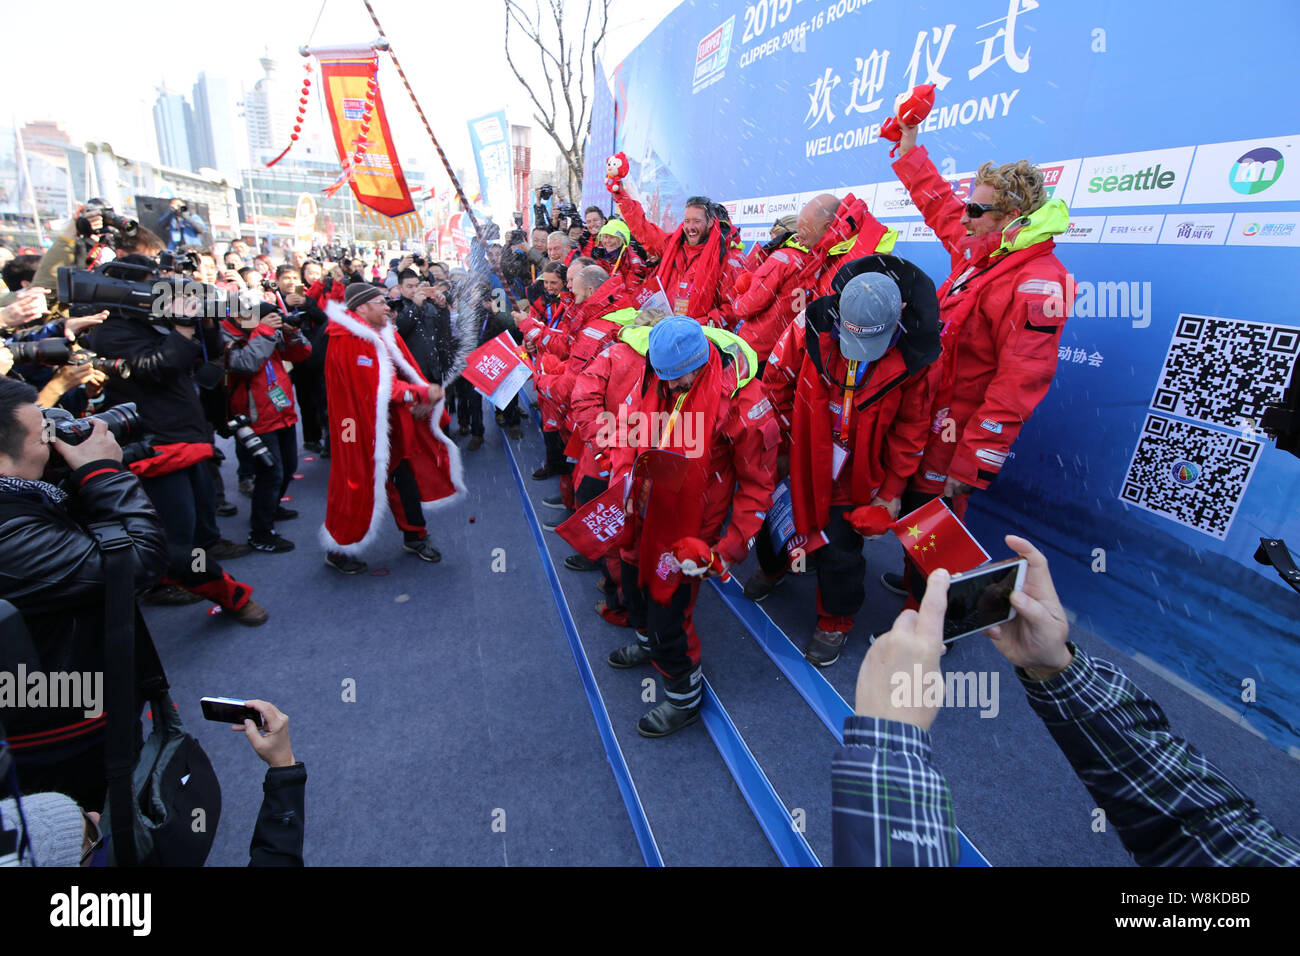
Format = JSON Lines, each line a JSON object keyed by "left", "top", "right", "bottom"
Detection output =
{"left": 503, "top": 0, "right": 611, "bottom": 201}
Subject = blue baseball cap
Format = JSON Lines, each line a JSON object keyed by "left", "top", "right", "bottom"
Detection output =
{"left": 648, "top": 316, "right": 710, "bottom": 380}
{"left": 838, "top": 272, "right": 902, "bottom": 363}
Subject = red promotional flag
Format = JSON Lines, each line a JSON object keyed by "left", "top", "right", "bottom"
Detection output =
{"left": 461, "top": 331, "right": 532, "bottom": 409}
{"left": 891, "top": 497, "right": 989, "bottom": 576}
{"left": 556, "top": 482, "right": 630, "bottom": 560}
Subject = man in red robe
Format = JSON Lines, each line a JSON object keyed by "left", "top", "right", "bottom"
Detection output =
{"left": 320, "top": 283, "right": 465, "bottom": 574}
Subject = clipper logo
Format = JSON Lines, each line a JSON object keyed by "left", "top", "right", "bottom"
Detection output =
{"left": 1229, "top": 147, "right": 1284, "bottom": 195}
{"left": 342, "top": 98, "right": 365, "bottom": 121}
{"left": 980, "top": 419, "right": 1003, "bottom": 434}
{"left": 1170, "top": 460, "right": 1200, "bottom": 486}
{"left": 693, "top": 17, "right": 736, "bottom": 94}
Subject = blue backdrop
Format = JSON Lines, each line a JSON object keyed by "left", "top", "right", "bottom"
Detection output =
{"left": 583, "top": 0, "right": 1300, "bottom": 752}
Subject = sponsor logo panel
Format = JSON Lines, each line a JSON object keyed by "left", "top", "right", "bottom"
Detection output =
{"left": 693, "top": 16, "right": 736, "bottom": 93}
{"left": 1157, "top": 213, "right": 1233, "bottom": 245}
{"left": 1182, "top": 135, "right": 1297, "bottom": 203}
{"left": 1056, "top": 215, "right": 1107, "bottom": 243}
{"left": 1101, "top": 215, "right": 1165, "bottom": 244}
{"left": 1225, "top": 211, "right": 1300, "bottom": 247}
{"left": 1072, "top": 146, "right": 1195, "bottom": 208}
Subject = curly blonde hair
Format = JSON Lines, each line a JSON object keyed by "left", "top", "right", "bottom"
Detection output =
{"left": 974, "top": 160, "right": 1048, "bottom": 217}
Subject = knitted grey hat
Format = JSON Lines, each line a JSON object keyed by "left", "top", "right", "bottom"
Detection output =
{"left": 345, "top": 282, "right": 386, "bottom": 311}
{"left": 1, "top": 792, "right": 85, "bottom": 866}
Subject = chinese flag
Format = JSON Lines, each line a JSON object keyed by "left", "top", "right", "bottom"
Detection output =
{"left": 891, "top": 497, "right": 989, "bottom": 576}
{"left": 556, "top": 482, "right": 630, "bottom": 560}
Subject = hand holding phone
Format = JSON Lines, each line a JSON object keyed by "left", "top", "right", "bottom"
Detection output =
{"left": 941, "top": 556, "right": 1027, "bottom": 644}
{"left": 201, "top": 696, "right": 263, "bottom": 728}
{"left": 984, "top": 535, "right": 1074, "bottom": 680}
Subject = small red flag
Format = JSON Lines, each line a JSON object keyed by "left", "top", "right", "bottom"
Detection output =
{"left": 555, "top": 482, "right": 630, "bottom": 561}
{"left": 890, "top": 497, "right": 989, "bottom": 576}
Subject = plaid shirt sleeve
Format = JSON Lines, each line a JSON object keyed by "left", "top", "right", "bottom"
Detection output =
{"left": 1021, "top": 644, "right": 1300, "bottom": 866}
{"left": 832, "top": 717, "right": 959, "bottom": 866}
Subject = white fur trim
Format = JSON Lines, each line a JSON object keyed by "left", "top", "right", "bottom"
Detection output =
{"left": 318, "top": 302, "right": 396, "bottom": 558}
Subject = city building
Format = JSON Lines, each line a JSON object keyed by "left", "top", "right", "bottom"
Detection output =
{"left": 152, "top": 88, "right": 194, "bottom": 171}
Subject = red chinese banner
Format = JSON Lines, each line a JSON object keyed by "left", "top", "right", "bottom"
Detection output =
{"left": 318, "top": 53, "right": 415, "bottom": 219}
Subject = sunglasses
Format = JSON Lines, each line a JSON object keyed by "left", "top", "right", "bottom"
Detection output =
{"left": 964, "top": 201, "right": 1004, "bottom": 219}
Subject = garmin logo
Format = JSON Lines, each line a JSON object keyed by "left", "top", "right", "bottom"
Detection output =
{"left": 50, "top": 886, "right": 151, "bottom": 936}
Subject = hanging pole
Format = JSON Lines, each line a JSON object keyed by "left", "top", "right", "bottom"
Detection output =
{"left": 359, "top": 0, "right": 510, "bottom": 292}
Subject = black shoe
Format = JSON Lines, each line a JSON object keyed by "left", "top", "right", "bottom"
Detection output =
{"left": 542, "top": 493, "right": 567, "bottom": 509}
{"left": 326, "top": 551, "right": 368, "bottom": 574}
{"left": 467, "top": 436, "right": 484, "bottom": 451}
{"left": 216, "top": 500, "right": 238, "bottom": 517}
{"left": 403, "top": 537, "right": 442, "bottom": 562}
{"left": 207, "top": 538, "right": 252, "bottom": 561}
{"left": 880, "top": 571, "right": 908, "bottom": 596}
{"left": 495, "top": 411, "right": 506, "bottom": 426}
{"left": 274, "top": 506, "right": 299, "bottom": 521}
{"left": 742, "top": 569, "right": 782, "bottom": 602}
{"left": 506, "top": 425, "right": 523, "bottom": 440}
{"left": 805, "top": 629, "right": 847, "bottom": 668}
{"left": 303, "top": 441, "right": 323, "bottom": 453}
{"left": 564, "top": 553, "right": 601, "bottom": 572}
{"left": 321, "top": 442, "right": 331, "bottom": 459}
{"left": 532, "top": 463, "right": 562, "bottom": 480}
{"left": 637, "top": 701, "right": 702, "bottom": 738}
{"left": 608, "top": 641, "right": 652, "bottom": 669}
{"left": 248, "top": 531, "right": 295, "bottom": 553}
{"left": 541, "top": 512, "right": 573, "bottom": 531}
{"left": 140, "top": 584, "right": 203, "bottom": 606}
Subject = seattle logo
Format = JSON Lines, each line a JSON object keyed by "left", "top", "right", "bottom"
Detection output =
{"left": 1229, "top": 147, "right": 1284, "bottom": 195}
{"left": 1170, "top": 460, "right": 1200, "bottom": 486}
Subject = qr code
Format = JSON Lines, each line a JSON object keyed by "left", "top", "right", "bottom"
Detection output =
{"left": 1150, "top": 314, "right": 1299, "bottom": 431}
{"left": 1120, "top": 414, "right": 1262, "bottom": 539}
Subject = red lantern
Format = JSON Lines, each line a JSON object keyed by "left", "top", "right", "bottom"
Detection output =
{"left": 299, "top": 96, "right": 308, "bottom": 105}
{"left": 293, "top": 124, "right": 301, "bottom": 133}
{"left": 290, "top": 133, "right": 299, "bottom": 141}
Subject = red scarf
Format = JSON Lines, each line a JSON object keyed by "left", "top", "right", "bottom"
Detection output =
{"left": 630, "top": 347, "right": 723, "bottom": 603}
{"left": 652, "top": 221, "right": 726, "bottom": 318}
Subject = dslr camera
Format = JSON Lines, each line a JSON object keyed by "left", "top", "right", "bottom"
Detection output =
{"left": 40, "top": 403, "right": 155, "bottom": 482}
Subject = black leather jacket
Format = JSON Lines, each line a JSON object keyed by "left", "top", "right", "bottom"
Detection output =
{"left": 0, "top": 462, "right": 169, "bottom": 738}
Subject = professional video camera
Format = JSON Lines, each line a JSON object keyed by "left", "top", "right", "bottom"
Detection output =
{"left": 40, "top": 403, "right": 155, "bottom": 481}
{"left": 3, "top": 337, "right": 130, "bottom": 378}
{"left": 57, "top": 256, "right": 235, "bottom": 328}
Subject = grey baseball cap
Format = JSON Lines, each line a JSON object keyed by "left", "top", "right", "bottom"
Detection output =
{"left": 837, "top": 272, "right": 902, "bottom": 363}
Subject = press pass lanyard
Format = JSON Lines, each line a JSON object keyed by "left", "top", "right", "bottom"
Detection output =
{"left": 658, "top": 392, "right": 689, "bottom": 449}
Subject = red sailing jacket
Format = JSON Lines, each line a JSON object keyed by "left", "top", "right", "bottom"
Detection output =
{"left": 219, "top": 319, "right": 312, "bottom": 434}
{"left": 609, "top": 345, "right": 779, "bottom": 567}
{"left": 568, "top": 336, "right": 645, "bottom": 485}
{"left": 732, "top": 239, "right": 811, "bottom": 361}
{"left": 893, "top": 145, "right": 1072, "bottom": 490}
{"left": 764, "top": 311, "right": 933, "bottom": 536}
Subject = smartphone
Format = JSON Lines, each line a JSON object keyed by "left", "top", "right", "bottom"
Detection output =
{"left": 942, "top": 556, "right": 1027, "bottom": 643}
{"left": 200, "top": 696, "right": 263, "bottom": 728}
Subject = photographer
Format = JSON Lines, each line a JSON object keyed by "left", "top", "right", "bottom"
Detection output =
{"left": 278, "top": 265, "right": 331, "bottom": 455}
{"left": 157, "top": 199, "right": 206, "bottom": 251}
{"left": 392, "top": 269, "right": 460, "bottom": 388}
{"left": 220, "top": 291, "right": 312, "bottom": 553}
{"left": 83, "top": 257, "right": 266, "bottom": 623}
{"left": 0, "top": 377, "right": 168, "bottom": 810}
